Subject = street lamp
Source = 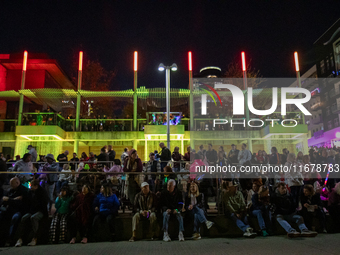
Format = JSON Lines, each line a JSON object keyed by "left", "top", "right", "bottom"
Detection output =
{"left": 158, "top": 63, "right": 177, "bottom": 149}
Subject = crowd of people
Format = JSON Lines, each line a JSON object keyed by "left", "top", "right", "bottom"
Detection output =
{"left": 0, "top": 143, "right": 340, "bottom": 247}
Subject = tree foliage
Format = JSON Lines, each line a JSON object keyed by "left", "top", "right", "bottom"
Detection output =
{"left": 224, "top": 58, "right": 263, "bottom": 89}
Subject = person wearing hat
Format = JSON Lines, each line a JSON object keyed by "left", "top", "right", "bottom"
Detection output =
{"left": 27, "top": 145, "right": 37, "bottom": 163}
{"left": 129, "top": 182, "right": 157, "bottom": 242}
{"left": 39, "top": 154, "right": 59, "bottom": 213}
{"left": 222, "top": 180, "right": 256, "bottom": 237}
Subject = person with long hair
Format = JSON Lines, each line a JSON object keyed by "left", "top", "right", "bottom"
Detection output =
{"left": 80, "top": 152, "right": 89, "bottom": 162}
{"left": 92, "top": 184, "right": 120, "bottom": 241}
{"left": 69, "top": 185, "right": 95, "bottom": 244}
{"left": 184, "top": 182, "right": 213, "bottom": 240}
{"left": 256, "top": 150, "right": 264, "bottom": 164}
{"left": 123, "top": 149, "right": 143, "bottom": 204}
{"left": 49, "top": 185, "right": 72, "bottom": 244}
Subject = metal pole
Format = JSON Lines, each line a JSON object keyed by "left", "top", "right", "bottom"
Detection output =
{"left": 243, "top": 70, "right": 249, "bottom": 128}
{"left": 166, "top": 68, "right": 170, "bottom": 149}
{"left": 133, "top": 71, "right": 138, "bottom": 131}
{"left": 296, "top": 71, "right": 305, "bottom": 125}
{"left": 18, "top": 52, "right": 27, "bottom": 126}
{"left": 189, "top": 70, "right": 193, "bottom": 130}
{"left": 76, "top": 52, "right": 83, "bottom": 131}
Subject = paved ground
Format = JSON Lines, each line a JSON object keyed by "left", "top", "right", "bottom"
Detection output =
{"left": 0, "top": 234, "right": 339, "bottom": 255}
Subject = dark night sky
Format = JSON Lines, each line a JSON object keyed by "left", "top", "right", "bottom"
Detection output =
{"left": 1, "top": 0, "right": 340, "bottom": 90}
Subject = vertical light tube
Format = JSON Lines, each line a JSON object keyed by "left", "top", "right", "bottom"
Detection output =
{"left": 18, "top": 51, "right": 28, "bottom": 126}
{"left": 133, "top": 51, "right": 138, "bottom": 131}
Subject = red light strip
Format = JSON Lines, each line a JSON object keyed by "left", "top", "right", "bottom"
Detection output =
{"left": 188, "top": 51, "right": 192, "bottom": 71}
{"left": 79, "top": 51, "right": 83, "bottom": 71}
{"left": 241, "top": 52, "right": 246, "bottom": 71}
{"left": 23, "top": 51, "right": 28, "bottom": 71}
{"left": 134, "top": 51, "right": 138, "bottom": 71}
{"left": 294, "top": 52, "right": 299, "bottom": 72}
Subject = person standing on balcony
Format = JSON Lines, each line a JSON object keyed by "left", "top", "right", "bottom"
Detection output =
{"left": 197, "top": 145, "right": 206, "bottom": 160}
{"left": 97, "top": 147, "right": 109, "bottom": 169}
{"left": 121, "top": 148, "right": 129, "bottom": 166}
{"left": 172, "top": 147, "right": 183, "bottom": 173}
{"left": 123, "top": 149, "right": 143, "bottom": 204}
{"left": 57, "top": 150, "right": 69, "bottom": 172}
{"left": 107, "top": 145, "right": 116, "bottom": 163}
{"left": 39, "top": 154, "right": 59, "bottom": 213}
{"left": 27, "top": 145, "right": 37, "bottom": 163}
{"left": 145, "top": 152, "right": 161, "bottom": 192}
{"left": 69, "top": 153, "right": 79, "bottom": 171}
{"left": 228, "top": 144, "right": 239, "bottom": 165}
{"left": 206, "top": 144, "right": 217, "bottom": 166}
{"left": 159, "top": 143, "right": 171, "bottom": 172}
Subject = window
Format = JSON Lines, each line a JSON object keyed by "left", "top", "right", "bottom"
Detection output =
{"left": 320, "top": 60, "right": 325, "bottom": 74}
{"left": 334, "top": 118, "right": 339, "bottom": 127}
{"left": 326, "top": 107, "right": 331, "bottom": 115}
{"left": 334, "top": 39, "right": 340, "bottom": 72}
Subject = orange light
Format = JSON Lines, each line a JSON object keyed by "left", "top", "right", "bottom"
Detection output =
{"left": 134, "top": 51, "right": 138, "bottom": 71}
{"left": 241, "top": 52, "right": 246, "bottom": 71}
{"left": 23, "top": 51, "right": 28, "bottom": 71}
{"left": 294, "top": 51, "right": 299, "bottom": 72}
{"left": 188, "top": 51, "right": 192, "bottom": 71}
{"left": 78, "top": 51, "right": 83, "bottom": 71}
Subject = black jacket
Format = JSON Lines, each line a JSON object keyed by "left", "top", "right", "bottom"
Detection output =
{"left": 97, "top": 153, "right": 109, "bottom": 166}
{"left": 206, "top": 150, "right": 217, "bottom": 163}
{"left": 1, "top": 185, "right": 29, "bottom": 214}
{"left": 108, "top": 150, "right": 116, "bottom": 161}
{"left": 160, "top": 147, "right": 171, "bottom": 161}
{"left": 300, "top": 193, "right": 322, "bottom": 213}
{"left": 184, "top": 193, "right": 206, "bottom": 213}
{"left": 160, "top": 188, "right": 183, "bottom": 212}
{"left": 270, "top": 189, "right": 295, "bottom": 215}
{"left": 28, "top": 185, "right": 48, "bottom": 216}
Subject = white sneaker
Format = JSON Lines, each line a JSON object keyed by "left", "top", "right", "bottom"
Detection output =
{"left": 178, "top": 231, "right": 185, "bottom": 241}
{"left": 205, "top": 221, "right": 214, "bottom": 229}
{"left": 163, "top": 232, "right": 171, "bottom": 242}
{"left": 15, "top": 238, "right": 23, "bottom": 247}
{"left": 28, "top": 239, "right": 37, "bottom": 246}
{"left": 244, "top": 228, "right": 256, "bottom": 238}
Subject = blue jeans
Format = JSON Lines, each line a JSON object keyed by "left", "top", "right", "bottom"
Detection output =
{"left": 147, "top": 179, "right": 155, "bottom": 193}
{"left": 0, "top": 211, "right": 22, "bottom": 240}
{"left": 230, "top": 213, "right": 250, "bottom": 233}
{"left": 172, "top": 167, "right": 179, "bottom": 173}
{"left": 276, "top": 213, "right": 308, "bottom": 233}
{"left": 163, "top": 211, "right": 184, "bottom": 232}
{"left": 45, "top": 182, "right": 55, "bottom": 211}
{"left": 290, "top": 186, "right": 302, "bottom": 209}
{"left": 56, "top": 180, "right": 69, "bottom": 194}
{"left": 252, "top": 209, "right": 272, "bottom": 231}
{"left": 190, "top": 206, "right": 207, "bottom": 233}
